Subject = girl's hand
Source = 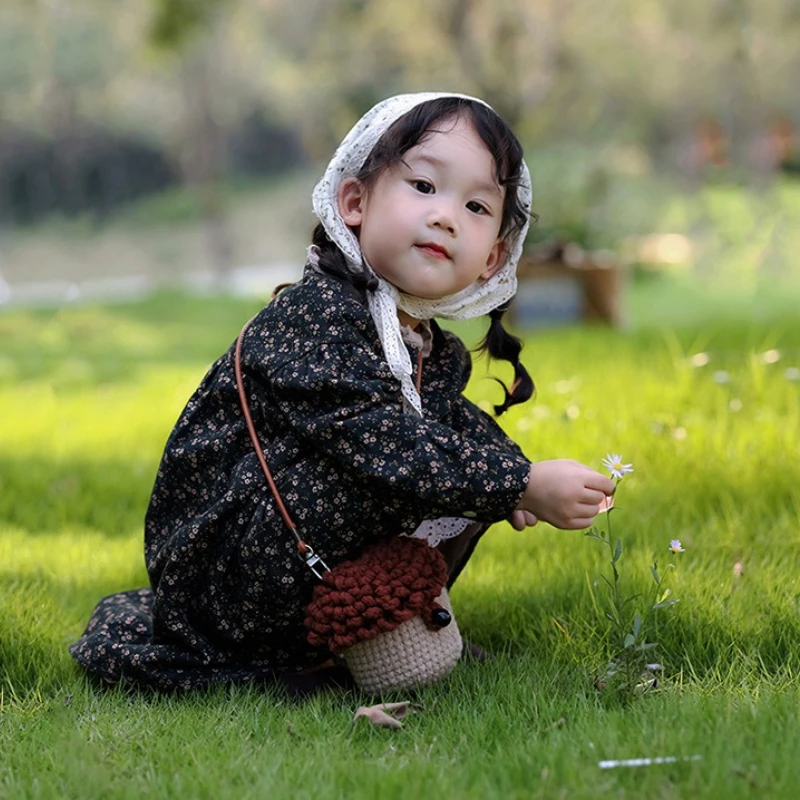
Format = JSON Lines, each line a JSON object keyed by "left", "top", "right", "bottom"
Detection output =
{"left": 508, "top": 509, "right": 538, "bottom": 531}
{"left": 516, "top": 459, "right": 616, "bottom": 530}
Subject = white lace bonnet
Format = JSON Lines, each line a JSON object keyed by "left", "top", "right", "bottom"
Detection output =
{"left": 310, "top": 92, "right": 533, "bottom": 416}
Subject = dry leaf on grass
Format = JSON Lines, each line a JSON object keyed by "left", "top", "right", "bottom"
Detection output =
{"left": 350, "top": 701, "right": 414, "bottom": 731}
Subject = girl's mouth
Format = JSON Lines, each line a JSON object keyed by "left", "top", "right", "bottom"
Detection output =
{"left": 416, "top": 242, "right": 451, "bottom": 259}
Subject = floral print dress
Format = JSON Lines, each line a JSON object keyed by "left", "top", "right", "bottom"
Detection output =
{"left": 70, "top": 268, "right": 531, "bottom": 690}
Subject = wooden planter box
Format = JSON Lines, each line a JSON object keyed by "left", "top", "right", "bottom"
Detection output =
{"left": 511, "top": 249, "right": 625, "bottom": 328}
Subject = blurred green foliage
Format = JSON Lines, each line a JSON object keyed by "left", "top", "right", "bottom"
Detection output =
{"left": 1, "top": 0, "right": 797, "bottom": 157}
{"left": 149, "top": 0, "right": 234, "bottom": 49}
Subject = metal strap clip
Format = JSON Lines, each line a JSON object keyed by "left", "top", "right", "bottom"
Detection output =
{"left": 302, "top": 545, "right": 330, "bottom": 580}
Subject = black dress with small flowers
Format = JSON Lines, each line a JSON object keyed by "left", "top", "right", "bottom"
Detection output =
{"left": 69, "top": 268, "right": 531, "bottom": 690}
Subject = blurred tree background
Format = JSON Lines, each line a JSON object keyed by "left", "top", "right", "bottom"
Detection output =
{"left": 0, "top": 0, "right": 798, "bottom": 295}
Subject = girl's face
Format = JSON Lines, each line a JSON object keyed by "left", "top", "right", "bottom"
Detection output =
{"left": 338, "top": 115, "right": 507, "bottom": 300}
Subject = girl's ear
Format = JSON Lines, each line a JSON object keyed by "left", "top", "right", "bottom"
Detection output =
{"left": 338, "top": 178, "right": 366, "bottom": 226}
{"left": 479, "top": 240, "right": 508, "bottom": 281}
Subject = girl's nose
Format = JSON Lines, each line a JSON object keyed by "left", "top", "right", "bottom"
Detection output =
{"left": 429, "top": 206, "right": 458, "bottom": 236}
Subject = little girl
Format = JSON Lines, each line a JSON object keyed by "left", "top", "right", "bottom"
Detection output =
{"left": 71, "top": 92, "right": 615, "bottom": 692}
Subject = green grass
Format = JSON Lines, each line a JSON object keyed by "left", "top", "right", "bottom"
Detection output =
{"left": 2, "top": 275, "right": 800, "bottom": 798}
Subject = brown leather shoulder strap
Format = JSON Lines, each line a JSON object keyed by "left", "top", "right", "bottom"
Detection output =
{"left": 234, "top": 320, "right": 330, "bottom": 578}
{"left": 234, "top": 318, "right": 306, "bottom": 555}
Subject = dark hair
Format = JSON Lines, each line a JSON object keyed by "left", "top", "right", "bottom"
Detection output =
{"left": 311, "top": 97, "right": 535, "bottom": 414}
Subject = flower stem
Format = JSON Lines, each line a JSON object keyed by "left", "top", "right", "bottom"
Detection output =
{"left": 604, "top": 479, "right": 625, "bottom": 635}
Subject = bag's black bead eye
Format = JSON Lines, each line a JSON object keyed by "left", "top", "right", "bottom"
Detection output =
{"left": 430, "top": 608, "right": 452, "bottom": 628}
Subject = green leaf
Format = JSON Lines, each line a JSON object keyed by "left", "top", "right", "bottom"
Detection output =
{"left": 650, "top": 565, "right": 660, "bottom": 584}
{"left": 613, "top": 538, "right": 623, "bottom": 564}
{"left": 637, "top": 641, "right": 659, "bottom": 651}
{"left": 658, "top": 588, "right": 672, "bottom": 603}
{"left": 652, "top": 598, "right": 680, "bottom": 610}
{"left": 633, "top": 613, "right": 642, "bottom": 637}
{"left": 584, "top": 532, "right": 607, "bottom": 543}
{"left": 624, "top": 633, "right": 635, "bottom": 648}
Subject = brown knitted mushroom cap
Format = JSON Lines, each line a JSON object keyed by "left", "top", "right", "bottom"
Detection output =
{"left": 304, "top": 537, "right": 449, "bottom": 653}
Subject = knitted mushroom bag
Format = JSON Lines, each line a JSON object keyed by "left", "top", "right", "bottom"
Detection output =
{"left": 304, "top": 537, "right": 463, "bottom": 694}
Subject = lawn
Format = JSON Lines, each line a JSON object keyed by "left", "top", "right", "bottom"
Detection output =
{"left": 1, "top": 274, "right": 799, "bottom": 798}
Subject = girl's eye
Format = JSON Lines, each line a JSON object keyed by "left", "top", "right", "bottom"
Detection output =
{"left": 467, "top": 200, "right": 488, "bottom": 214}
{"left": 413, "top": 180, "right": 434, "bottom": 194}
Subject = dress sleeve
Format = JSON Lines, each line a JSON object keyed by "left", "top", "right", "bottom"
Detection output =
{"left": 257, "top": 339, "right": 530, "bottom": 524}
{"left": 447, "top": 394, "right": 528, "bottom": 462}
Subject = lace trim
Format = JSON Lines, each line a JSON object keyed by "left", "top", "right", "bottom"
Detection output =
{"left": 408, "top": 517, "right": 473, "bottom": 548}
{"left": 399, "top": 319, "right": 433, "bottom": 356}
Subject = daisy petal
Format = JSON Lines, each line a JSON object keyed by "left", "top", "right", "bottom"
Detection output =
{"left": 602, "top": 453, "right": 634, "bottom": 480}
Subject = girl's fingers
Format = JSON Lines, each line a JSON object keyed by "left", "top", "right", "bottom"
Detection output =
{"left": 509, "top": 510, "right": 526, "bottom": 531}
{"left": 584, "top": 473, "right": 617, "bottom": 496}
{"left": 598, "top": 494, "right": 614, "bottom": 512}
{"left": 581, "top": 488, "right": 606, "bottom": 505}
{"left": 510, "top": 510, "right": 538, "bottom": 530}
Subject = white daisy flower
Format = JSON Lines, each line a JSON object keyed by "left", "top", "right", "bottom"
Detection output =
{"left": 602, "top": 453, "right": 634, "bottom": 480}
{"left": 760, "top": 349, "right": 781, "bottom": 364}
{"left": 712, "top": 370, "right": 731, "bottom": 384}
{"left": 669, "top": 539, "right": 685, "bottom": 553}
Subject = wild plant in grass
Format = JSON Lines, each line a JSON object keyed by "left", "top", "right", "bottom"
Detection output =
{"left": 585, "top": 454, "right": 682, "bottom": 700}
